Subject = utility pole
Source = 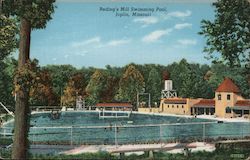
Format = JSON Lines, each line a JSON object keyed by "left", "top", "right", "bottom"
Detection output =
{"left": 136, "top": 92, "right": 139, "bottom": 110}
{"left": 149, "top": 93, "right": 151, "bottom": 108}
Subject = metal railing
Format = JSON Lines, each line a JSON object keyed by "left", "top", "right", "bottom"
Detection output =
{"left": 0, "top": 102, "right": 14, "bottom": 117}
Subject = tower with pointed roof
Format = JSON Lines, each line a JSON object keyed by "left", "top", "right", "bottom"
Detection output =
{"left": 215, "top": 77, "right": 243, "bottom": 117}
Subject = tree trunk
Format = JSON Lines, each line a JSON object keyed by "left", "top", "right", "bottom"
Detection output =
{"left": 0, "top": 0, "right": 3, "bottom": 14}
{"left": 11, "top": 18, "right": 31, "bottom": 160}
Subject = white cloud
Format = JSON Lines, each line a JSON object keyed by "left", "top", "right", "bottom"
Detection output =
{"left": 75, "top": 51, "right": 88, "bottom": 56}
{"left": 141, "top": 22, "right": 192, "bottom": 43}
{"left": 142, "top": 29, "right": 173, "bottom": 43}
{"left": 64, "top": 54, "right": 69, "bottom": 59}
{"left": 177, "top": 39, "right": 197, "bottom": 45}
{"left": 71, "top": 36, "right": 130, "bottom": 49}
{"left": 133, "top": 17, "right": 159, "bottom": 27}
{"left": 52, "top": 58, "right": 57, "bottom": 61}
{"left": 71, "top": 36, "right": 101, "bottom": 47}
{"left": 174, "top": 23, "right": 192, "bottom": 30}
{"left": 107, "top": 39, "right": 131, "bottom": 46}
{"left": 166, "top": 10, "right": 192, "bottom": 19}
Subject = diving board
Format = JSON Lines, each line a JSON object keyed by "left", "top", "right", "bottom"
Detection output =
{"left": 99, "top": 111, "right": 131, "bottom": 119}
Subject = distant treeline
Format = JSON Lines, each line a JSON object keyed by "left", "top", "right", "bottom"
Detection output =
{"left": 0, "top": 58, "right": 249, "bottom": 111}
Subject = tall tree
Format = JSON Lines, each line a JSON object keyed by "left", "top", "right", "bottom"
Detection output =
{"left": 167, "top": 59, "right": 214, "bottom": 99}
{"left": 180, "top": 64, "right": 213, "bottom": 98}
{"left": 146, "top": 68, "right": 161, "bottom": 106}
{"left": 0, "top": 15, "right": 17, "bottom": 60}
{"left": 116, "top": 64, "right": 144, "bottom": 107}
{"left": 168, "top": 59, "right": 190, "bottom": 95}
{"left": 45, "top": 64, "right": 77, "bottom": 103}
{"left": 62, "top": 73, "right": 87, "bottom": 107}
{"left": 0, "top": 1, "right": 18, "bottom": 107}
{"left": 30, "top": 69, "right": 56, "bottom": 106}
{"left": 199, "top": 0, "right": 250, "bottom": 67}
{"left": 85, "top": 69, "right": 107, "bottom": 105}
{"left": 100, "top": 65, "right": 122, "bottom": 102}
{"left": 2, "top": 0, "right": 56, "bottom": 158}
{"left": 0, "top": 58, "right": 16, "bottom": 107}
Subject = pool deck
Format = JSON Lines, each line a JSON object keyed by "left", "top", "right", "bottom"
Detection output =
{"left": 134, "top": 111, "right": 250, "bottom": 123}
{"left": 61, "top": 142, "right": 215, "bottom": 155}
{"left": 196, "top": 115, "right": 250, "bottom": 122}
{"left": 31, "top": 110, "right": 250, "bottom": 122}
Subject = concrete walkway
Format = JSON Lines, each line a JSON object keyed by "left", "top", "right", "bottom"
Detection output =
{"left": 61, "top": 142, "right": 215, "bottom": 155}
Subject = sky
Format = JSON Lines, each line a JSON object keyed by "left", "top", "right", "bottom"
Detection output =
{"left": 30, "top": 1, "right": 215, "bottom": 68}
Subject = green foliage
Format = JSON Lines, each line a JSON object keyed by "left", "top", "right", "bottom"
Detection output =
{"left": 208, "top": 63, "right": 250, "bottom": 98}
{"left": 44, "top": 65, "right": 77, "bottom": 104}
{"left": 0, "top": 58, "right": 16, "bottom": 108}
{"left": 62, "top": 73, "right": 87, "bottom": 106}
{"left": 117, "top": 64, "right": 145, "bottom": 105}
{"left": 85, "top": 69, "right": 108, "bottom": 105}
{"left": 2, "top": 0, "right": 56, "bottom": 29}
{"left": 146, "top": 67, "right": 161, "bottom": 106}
{"left": 199, "top": 0, "right": 250, "bottom": 67}
{"left": 168, "top": 59, "right": 214, "bottom": 99}
{"left": 101, "top": 65, "right": 122, "bottom": 102}
{"left": 0, "top": 15, "right": 18, "bottom": 60}
{"left": 0, "top": 59, "right": 249, "bottom": 107}
{"left": 29, "top": 69, "right": 57, "bottom": 106}
{"left": 14, "top": 59, "right": 39, "bottom": 93}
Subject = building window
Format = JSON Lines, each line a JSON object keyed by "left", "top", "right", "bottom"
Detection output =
{"left": 177, "top": 105, "right": 179, "bottom": 108}
{"left": 218, "top": 94, "right": 221, "bottom": 100}
{"left": 227, "top": 94, "right": 231, "bottom": 100}
{"left": 225, "top": 107, "right": 231, "bottom": 113}
{"left": 172, "top": 105, "right": 174, "bottom": 108}
{"left": 182, "top": 105, "right": 184, "bottom": 108}
{"left": 168, "top": 105, "right": 169, "bottom": 108}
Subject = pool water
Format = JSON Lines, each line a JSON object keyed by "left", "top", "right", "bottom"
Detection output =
{"left": 30, "top": 111, "right": 210, "bottom": 127}
{"left": 1, "top": 111, "right": 250, "bottom": 145}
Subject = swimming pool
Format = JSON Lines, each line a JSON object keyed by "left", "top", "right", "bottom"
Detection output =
{"left": 1, "top": 111, "right": 250, "bottom": 145}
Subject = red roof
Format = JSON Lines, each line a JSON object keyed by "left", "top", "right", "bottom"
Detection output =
{"left": 164, "top": 98, "right": 187, "bottom": 104}
{"left": 96, "top": 103, "right": 132, "bottom": 108}
{"left": 235, "top": 100, "right": 250, "bottom": 107}
{"left": 193, "top": 99, "right": 215, "bottom": 107}
{"left": 216, "top": 78, "right": 240, "bottom": 93}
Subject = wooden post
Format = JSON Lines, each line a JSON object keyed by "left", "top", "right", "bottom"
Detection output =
{"left": 160, "top": 125, "right": 163, "bottom": 148}
{"left": 70, "top": 126, "right": 73, "bottom": 146}
{"left": 115, "top": 124, "right": 118, "bottom": 147}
